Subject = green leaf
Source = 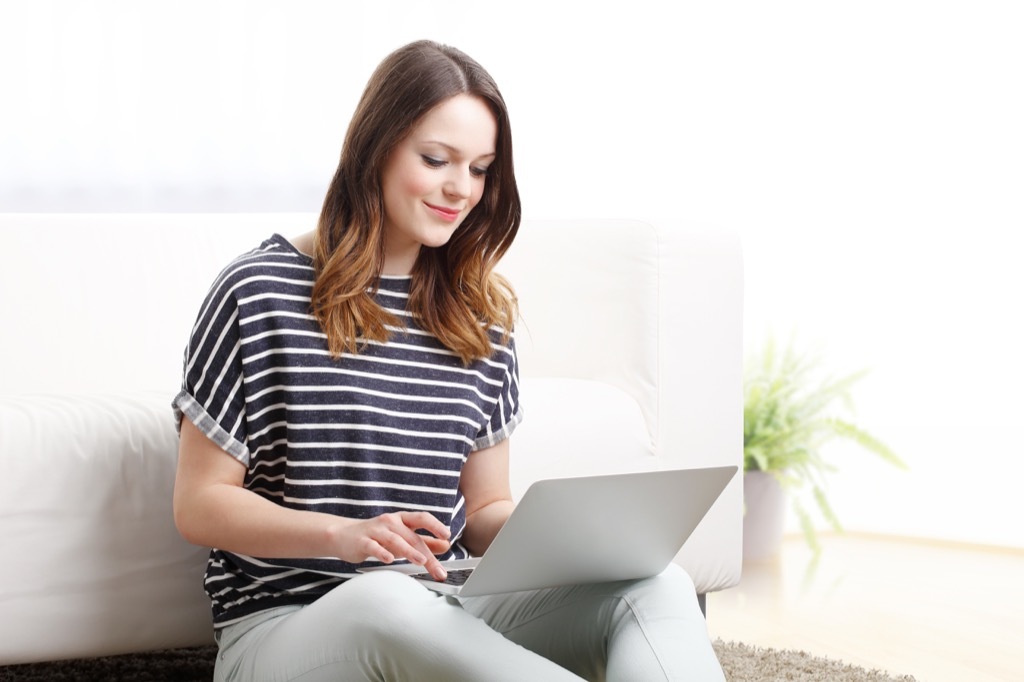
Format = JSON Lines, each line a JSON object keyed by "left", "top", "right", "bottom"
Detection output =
{"left": 793, "top": 498, "right": 821, "bottom": 554}
{"left": 828, "top": 419, "right": 908, "bottom": 469}
{"left": 812, "top": 485, "right": 843, "bottom": 533}
{"left": 743, "top": 333, "right": 908, "bottom": 554}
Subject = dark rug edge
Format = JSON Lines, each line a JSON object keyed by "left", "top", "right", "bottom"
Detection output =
{"left": 0, "top": 641, "right": 920, "bottom": 682}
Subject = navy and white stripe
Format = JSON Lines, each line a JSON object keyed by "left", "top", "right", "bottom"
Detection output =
{"left": 173, "top": 234, "right": 522, "bottom": 627}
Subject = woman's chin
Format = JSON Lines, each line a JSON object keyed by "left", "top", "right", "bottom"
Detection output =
{"left": 419, "top": 227, "right": 459, "bottom": 249}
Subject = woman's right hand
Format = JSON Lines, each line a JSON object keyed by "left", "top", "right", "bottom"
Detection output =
{"left": 332, "top": 512, "right": 451, "bottom": 581}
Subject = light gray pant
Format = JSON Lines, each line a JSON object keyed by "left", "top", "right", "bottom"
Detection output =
{"left": 213, "top": 563, "right": 725, "bottom": 682}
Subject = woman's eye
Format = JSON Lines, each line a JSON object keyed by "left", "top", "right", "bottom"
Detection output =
{"left": 421, "top": 155, "right": 446, "bottom": 168}
{"left": 470, "top": 166, "right": 489, "bottom": 178}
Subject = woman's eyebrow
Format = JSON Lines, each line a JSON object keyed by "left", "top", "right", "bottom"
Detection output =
{"left": 423, "top": 140, "right": 496, "bottom": 159}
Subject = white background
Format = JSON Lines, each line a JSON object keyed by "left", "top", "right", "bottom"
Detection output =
{"left": 2, "top": 1, "right": 1022, "bottom": 547}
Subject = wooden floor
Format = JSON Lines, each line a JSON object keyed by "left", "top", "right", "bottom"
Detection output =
{"left": 705, "top": 533, "right": 1024, "bottom": 682}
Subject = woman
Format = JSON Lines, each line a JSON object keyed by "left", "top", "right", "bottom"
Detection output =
{"left": 173, "top": 40, "right": 724, "bottom": 681}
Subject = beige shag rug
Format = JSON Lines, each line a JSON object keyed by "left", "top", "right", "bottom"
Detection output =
{"left": 714, "top": 639, "right": 918, "bottom": 681}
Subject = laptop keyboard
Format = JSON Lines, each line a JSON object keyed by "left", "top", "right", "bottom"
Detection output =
{"left": 409, "top": 568, "right": 474, "bottom": 586}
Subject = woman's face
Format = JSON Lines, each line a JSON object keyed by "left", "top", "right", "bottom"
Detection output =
{"left": 380, "top": 94, "right": 497, "bottom": 275}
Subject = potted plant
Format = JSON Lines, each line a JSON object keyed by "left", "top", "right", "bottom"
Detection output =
{"left": 742, "top": 336, "right": 907, "bottom": 560}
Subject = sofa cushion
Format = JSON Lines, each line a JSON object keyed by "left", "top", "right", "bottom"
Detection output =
{"left": 0, "top": 392, "right": 211, "bottom": 664}
{"left": 509, "top": 377, "right": 657, "bottom": 500}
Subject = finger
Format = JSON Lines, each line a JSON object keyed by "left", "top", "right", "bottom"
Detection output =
{"left": 407, "top": 533, "right": 448, "bottom": 564}
{"left": 375, "top": 526, "right": 429, "bottom": 566}
{"left": 423, "top": 536, "right": 451, "bottom": 554}
{"left": 399, "top": 511, "right": 451, "bottom": 540}
{"left": 381, "top": 514, "right": 446, "bottom": 560}
{"left": 376, "top": 519, "right": 448, "bottom": 581}
{"left": 402, "top": 535, "right": 449, "bottom": 580}
{"left": 358, "top": 536, "right": 396, "bottom": 565}
{"left": 423, "top": 555, "right": 448, "bottom": 582}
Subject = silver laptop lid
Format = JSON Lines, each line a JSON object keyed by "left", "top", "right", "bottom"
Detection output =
{"left": 456, "top": 465, "right": 737, "bottom": 596}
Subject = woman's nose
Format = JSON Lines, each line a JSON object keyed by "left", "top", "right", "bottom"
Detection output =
{"left": 443, "top": 166, "right": 472, "bottom": 199}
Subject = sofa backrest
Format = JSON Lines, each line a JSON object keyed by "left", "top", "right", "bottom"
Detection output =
{"left": 1, "top": 214, "right": 318, "bottom": 396}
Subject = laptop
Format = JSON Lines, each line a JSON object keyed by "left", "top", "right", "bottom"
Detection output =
{"left": 357, "top": 465, "right": 737, "bottom": 597}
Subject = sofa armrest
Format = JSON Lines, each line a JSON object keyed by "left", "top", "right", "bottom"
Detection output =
{"left": 658, "top": 226, "right": 744, "bottom": 593}
{"left": 0, "top": 393, "right": 212, "bottom": 665}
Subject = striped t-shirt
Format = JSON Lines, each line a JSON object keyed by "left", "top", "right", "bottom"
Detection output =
{"left": 172, "top": 234, "right": 522, "bottom": 628}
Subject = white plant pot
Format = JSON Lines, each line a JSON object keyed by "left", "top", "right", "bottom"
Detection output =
{"left": 742, "top": 470, "right": 787, "bottom": 562}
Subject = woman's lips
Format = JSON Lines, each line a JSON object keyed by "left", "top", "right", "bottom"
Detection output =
{"left": 425, "top": 202, "right": 462, "bottom": 222}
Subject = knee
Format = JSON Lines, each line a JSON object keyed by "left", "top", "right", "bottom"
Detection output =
{"left": 326, "top": 570, "right": 449, "bottom": 639}
{"left": 613, "top": 563, "right": 695, "bottom": 595}
{"left": 610, "top": 563, "right": 700, "bottom": 616}
{"left": 331, "top": 569, "right": 434, "bottom": 614}
{"left": 657, "top": 562, "right": 697, "bottom": 593}
{"left": 650, "top": 563, "right": 700, "bottom": 606}
{"left": 353, "top": 567, "right": 424, "bottom": 593}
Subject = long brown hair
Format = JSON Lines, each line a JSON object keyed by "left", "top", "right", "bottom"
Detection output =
{"left": 312, "top": 40, "right": 521, "bottom": 364}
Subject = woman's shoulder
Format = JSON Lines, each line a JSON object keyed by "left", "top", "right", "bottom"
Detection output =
{"left": 206, "top": 234, "right": 316, "bottom": 301}
{"left": 227, "top": 233, "right": 312, "bottom": 273}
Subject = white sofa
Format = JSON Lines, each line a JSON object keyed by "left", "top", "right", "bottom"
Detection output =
{"left": 0, "top": 213, "right": 743, "bottom": 665}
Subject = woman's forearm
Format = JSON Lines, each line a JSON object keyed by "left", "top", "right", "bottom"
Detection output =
{"left": 175, "top": 481, "right": 451, "bottom": 575}
{"left": 461, "top": 499, "right": 514, "bottom": 556}
{"left": 174, "top": 480, "right": 354, "bottom": 559}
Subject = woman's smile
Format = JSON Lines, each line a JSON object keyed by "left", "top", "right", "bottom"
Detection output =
{"left": 424, "top": 202, "right": 463, "bottom": 222}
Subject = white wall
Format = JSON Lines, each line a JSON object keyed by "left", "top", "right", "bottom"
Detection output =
{"left": 2, "top": 1, "right": 1022, "bottom": 547}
